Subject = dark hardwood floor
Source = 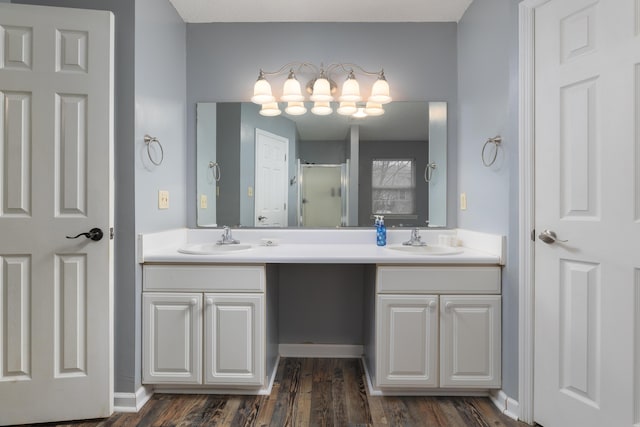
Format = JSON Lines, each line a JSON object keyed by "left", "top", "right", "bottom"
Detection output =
{"left": 22, "top": 358, "right": 527, "bottom": 427}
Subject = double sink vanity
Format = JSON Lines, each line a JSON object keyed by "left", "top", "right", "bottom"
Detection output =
{"left": 139, "top": 227, "right": 504, "bottom": 396}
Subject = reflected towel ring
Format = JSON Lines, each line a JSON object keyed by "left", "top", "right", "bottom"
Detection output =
{"left": 424, "top": 162, "right": 437, "bottom": 183}
{"left": 208, "top": 161, "right": 221, "bottom": 182}
{"left": 144, "top": 134, "right": 164, "bottom": 166}
{"left": 482, "top": 136, "right": 502, "bottom": 167}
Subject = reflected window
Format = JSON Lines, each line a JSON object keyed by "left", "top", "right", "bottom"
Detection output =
{"left": 371, "top": 159, "right": 415, "bottom": 215}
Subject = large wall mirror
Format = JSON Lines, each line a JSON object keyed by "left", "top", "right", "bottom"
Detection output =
{"left": 196, "top": 101, "right": 447, "bottom": 228}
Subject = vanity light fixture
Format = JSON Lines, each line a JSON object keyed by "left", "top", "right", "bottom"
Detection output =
{"left": 251, "top": 62, "right": 391, "bottom": 117}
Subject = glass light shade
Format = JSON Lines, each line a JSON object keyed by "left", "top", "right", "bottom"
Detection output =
{"left": 259, "top": 102, "right": 281, "bottom": 116}
{"left": 310, "top": 78, "right": 333, "bottom": 102}
{"left": 337, "top": 101, "right": 357, "bottom": 116}
{"left": 311, "top": 101, "right": 333, "bottom": 115}
{"left": 352, "top": 107, "right": 367, "bottom": 118}
{"left": 339, "top": 77, "right": 361, "bottom": 102}
{"left": 285, "top": 101, "right": 307, "bottom": 115}
{"left": 364, "top": 101, "right": 384, "bottom": 116}
{"left": 281, "top": 77, "right": 304, "bottom": 102}
{"left": 369, "top": 78, "right": 392, "bottom": 104}
{"left": 251, "top": 78, "right": 275, "bottom": 104}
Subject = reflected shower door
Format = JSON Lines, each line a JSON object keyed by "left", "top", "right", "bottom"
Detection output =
{"left": 300, "top": 165, "right": 343, "bottom": 227}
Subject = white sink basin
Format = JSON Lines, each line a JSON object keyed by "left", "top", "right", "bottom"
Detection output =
{"left": 386, "top": 244, "right": 463, "bottom": 255}
{"left": 178, "top": 243, "right": 253, "bottom": 255}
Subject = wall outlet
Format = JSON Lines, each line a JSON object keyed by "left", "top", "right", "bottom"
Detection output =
{"left": 460, "top": 192, "right": 467, "bottom": 210}
{"left": 200, "top": 194, "right": 208, "bottom": 209}
{"left": 158, "top": 190, "right": 169, "bottom": 209}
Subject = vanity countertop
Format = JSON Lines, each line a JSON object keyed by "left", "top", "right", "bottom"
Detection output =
{"left": 139, "top": 228, "right": 505, "bottom": 265}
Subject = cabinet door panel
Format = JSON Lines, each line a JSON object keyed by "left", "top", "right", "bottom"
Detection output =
{"left": 440, "top": 295, "right": 501, "bottom": 388}
{"left": 142, "top": 293, "right": 202, "bottom": 384}
{"left": 204, "top": 293, "right": 265, "bottom": 386}
{"left": 376, "top": 295, "right": 439, "bottom": 388}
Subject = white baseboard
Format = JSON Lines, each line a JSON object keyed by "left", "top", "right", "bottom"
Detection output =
{"left": 113, "top": 385, "right": 153, "bottom": 413}
{"left": 490, "top": 389, "right": 520, "bottom": 421}
{"left": 278, "top": 343, "right": 363, "bottom": 358}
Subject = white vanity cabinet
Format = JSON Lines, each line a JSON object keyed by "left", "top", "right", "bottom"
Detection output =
{"left": 376, "top": 294, "right": 439, "bottom": 388}
{"left": 203, "top": 293, "right": 264, "bottom": 386}
{"left": 143, "top": 292, "right": 202, "bottom": 384}
{"left": 372, "top": 265, "right": 501, "bottom": 390}
{"left": 142, "top": 264, "right": 269, "bottom": 389}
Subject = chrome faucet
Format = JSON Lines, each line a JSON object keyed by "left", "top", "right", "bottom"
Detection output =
{"left": 217, "top": 226, "right": 240, "bottom": 245}
{"left": 403, "top": 228, "right": 427, "bottom": 246}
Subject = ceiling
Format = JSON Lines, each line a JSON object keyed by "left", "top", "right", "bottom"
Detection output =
{"left": 168, "top": 0, "right": 473, "bottom": 23}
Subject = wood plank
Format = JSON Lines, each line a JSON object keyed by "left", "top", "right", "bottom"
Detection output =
{"left": 309, "top": 358, "right": 334, "bottom": 427}
{"left": 331, "top": 359, "right": 348, "bottom": 426}
{"left": 344, "top": 359, "right": 372, "bottom": 426}
{"left": 292, "top": 357, "right": 314, "bottom": 426}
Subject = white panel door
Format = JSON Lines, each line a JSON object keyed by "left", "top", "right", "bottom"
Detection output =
{"left": 376, "top": 294, "right": 439, "bottom": 388}
{"left": 0, "top": 4, "right": 113, "bottom": 425}
{"left": 439, "top": 295, "right": 501, "bottom": 388}
{"left": 534, "top": 0, "right": 640, "bottom": 425}
{"left": 254, "top": 129, "right": 288, "bottom": 227}
{"left": 204, "top": 293, "right": 265, "bottom": 386}
{"left": 142, "top": 293, "right": 202, "bottom": 384}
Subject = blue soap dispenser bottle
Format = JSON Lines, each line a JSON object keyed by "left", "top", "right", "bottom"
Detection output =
{"left": 376, "top": 215, "right": 387, "bottom": 247}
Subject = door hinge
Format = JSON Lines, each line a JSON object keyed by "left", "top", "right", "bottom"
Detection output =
{"left": 284, "top": 203, "right": 287, "bottom": 210}
{"left": 531, "top": 228, "right": 535, "bottom": 242}
{"left": 110, "top": 227, "right": 115, "bottom": 240}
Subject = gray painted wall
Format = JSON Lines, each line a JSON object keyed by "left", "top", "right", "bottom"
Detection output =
{"left": 299, "top": 140, "right": 348, "bottom": 165}
{"left": 457, "top": 0, "right": 520, "bottom": 399}
{"left": 186, "top": 22, "right": 459, "bottom": 229}
{"left": 279, "top": 265, "right": 365, "bottom": 344}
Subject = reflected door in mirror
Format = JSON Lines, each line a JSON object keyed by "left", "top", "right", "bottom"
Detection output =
{"left": 255, "top": 129, "right": 289, "bottom": 227}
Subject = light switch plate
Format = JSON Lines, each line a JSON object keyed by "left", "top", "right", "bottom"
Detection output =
{"left": 460, "top": 192, "right": 467, "bottom": 210}
{"left": 158, "top": 190, "right": 169, "bottom": 209}
{"left": 200, "top": 194, "right": 208, "bottom": 209}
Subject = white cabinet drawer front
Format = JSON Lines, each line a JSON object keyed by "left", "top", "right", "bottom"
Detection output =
{"left": 142, "top": 293, "right": 202, "bottom": 384}
{"left": 377, "top": 266, "right": 501, "bottom": 294}
{"left": 143, "top": 264, "right": 265, "bottom": 292}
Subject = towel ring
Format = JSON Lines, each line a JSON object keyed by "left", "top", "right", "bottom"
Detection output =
{"left": 482, "top": 136, "right": 502, "bottom": 167}
{"left": 424, "top": 162, "right": 437, "bottom": 183}
{"left": 144, "top": 134, "right": 164, "bottom": 166}
{"left": 208, "top": 161, "right": 221, "bottom": 182}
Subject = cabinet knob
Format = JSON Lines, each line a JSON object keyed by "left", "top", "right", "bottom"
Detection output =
{"left": 206, "top": 298, "right": 214, "bottom": 306}
{"left": 190, "top": 298, "right": 198, "bottom": 306}
{"left": 428, "top": 300, "right": 437, "bottom": 309}
{"left": 445, "top": 302, "right": 453, "bottom": 311}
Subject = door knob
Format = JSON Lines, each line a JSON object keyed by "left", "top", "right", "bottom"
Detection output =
{"left": 66, "top": 228, "right": 104, "bottom": 242}
{"left": 538, "top": 229, "right": 567, "bottom": 244}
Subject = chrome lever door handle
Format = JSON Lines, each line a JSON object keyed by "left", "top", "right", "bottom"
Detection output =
{"left": 538, "top": 229, "right": 567, "bottom": 244}
{"left": 66, "top": 227, "right": 104, "bottom": 242}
